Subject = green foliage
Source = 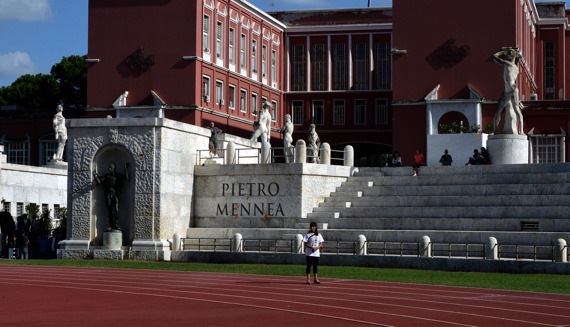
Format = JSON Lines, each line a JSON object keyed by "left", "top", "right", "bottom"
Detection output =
{"left": 0, "top": 74, "right": 60, "bottom": 109}
{"left": 439, "top": 122, "right": 481, "bottom": 134}
{"left": 50, "top": 55, "right": 88, "bottom": 109}
{"left": 483, "top": 122, "right": 494, "bottom": 134}
{"left": 25, "top": 203, "right": 40, "bottom": 219}
{"left": 0, "top": 54, "right": 87, "bottom": 110}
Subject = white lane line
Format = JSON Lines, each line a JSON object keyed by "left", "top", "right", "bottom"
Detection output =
{"left": 0, "top": 279, "right": 478, "bottom": 327}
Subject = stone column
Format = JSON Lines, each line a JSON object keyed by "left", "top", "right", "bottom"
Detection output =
{"left": 295, "top": 140, "right": 306, "bottom": 163}
{"left": 226, "top": 141, "right": 236, "bottom": 164}
{"left": 554, "top": 238, "right": 568, "bottom": 263}
{"left": 344, "top": 145, "right": 354, "bottom": 166}
{"left": 261, "top": 141, "right": 271, "bottom": 164}
{"left": 320, "top": 143, "right": 331, "bottom": 165}
{"left": 232, "top": 233, "right": 243, "bottom": 252}
{"left": 355, "top": 234, "right": 367, "bottom": 255}
{"left": 294, "top": 234, "right": 304, "bottom": 254}
{"left": 485, "top": 237, "right": 498, "bottom": 260}
{"left": 420, "top": 235, "right": 431, "bottom": 257}
{"left": 172, "top": 233, "right": 181, "bottom": 251}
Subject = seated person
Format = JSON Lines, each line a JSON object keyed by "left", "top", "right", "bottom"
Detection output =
{"left": 439, "top": 149, "right": 453, "bottom": 166}
{"left": 392, "top": 151, "right": 402, "bottom": 167}
{"left": 467, "top": 149, "right": 484, "bottom": 165}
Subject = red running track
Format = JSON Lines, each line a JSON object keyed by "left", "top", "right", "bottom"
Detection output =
{"left": 0, "top": 265, "right": 569, "bottom": 326}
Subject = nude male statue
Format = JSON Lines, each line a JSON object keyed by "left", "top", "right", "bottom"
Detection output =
{"left": 280, "top": 114, "right": 294, "bottom": 163}
{"left": 492, "top": 48, "right": 524, "bottom": 134}
{"left": 250, "top": 102, "right": 272, "bottom": 143}
{"left": 52, "top": 105, "right": 67, "bottom": 161}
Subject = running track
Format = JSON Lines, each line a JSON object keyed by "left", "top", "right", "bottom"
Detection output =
{"left": 0, "top": 265, "right": 569, "bottom": 326}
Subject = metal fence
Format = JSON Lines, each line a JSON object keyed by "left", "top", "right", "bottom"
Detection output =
{"left": 181, "top": 238, "right": 570, "bottom": 262}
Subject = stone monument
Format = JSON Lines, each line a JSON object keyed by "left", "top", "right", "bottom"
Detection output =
{"left": 250, "top": 102, "right": 272, "bottom": 143}
{"left": 280, "top": 114, "right": 294, "bottom": 163}
{"left": 307, "top": 124, "right": 321, "bottom": 164}
{"left": 487, "top": 48, "right": 529, "bottom": 164}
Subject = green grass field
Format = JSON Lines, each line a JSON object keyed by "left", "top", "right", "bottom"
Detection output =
{"left": 2, "top": 259, "right": 569, "bottom": 295}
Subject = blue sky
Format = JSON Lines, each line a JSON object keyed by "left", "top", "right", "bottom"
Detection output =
{"left": 0, "top": 0, "right": 566, "bottom": 88}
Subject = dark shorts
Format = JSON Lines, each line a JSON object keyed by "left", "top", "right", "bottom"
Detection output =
{"left": 413, "top": 163, "right": 421, "bottom": 169}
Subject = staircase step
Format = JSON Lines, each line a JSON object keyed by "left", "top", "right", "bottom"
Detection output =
{"left": 321, "top": 195, "right": 568, "bottom": 207}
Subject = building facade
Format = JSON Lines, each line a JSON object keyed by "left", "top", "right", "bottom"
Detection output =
{"left": 1, "top": 0, "right": 570, "bottom": 168}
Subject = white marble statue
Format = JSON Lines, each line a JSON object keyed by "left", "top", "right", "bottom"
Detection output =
{"left": 250, "top": 101, "right": 272, "bottom": 143}
{"left": 493, "top": 48, "right": 524, "bottom": 134}
{"left": 52, "top": 105, "right": 67, "bottom": 161}
{"left": 280, "top": 114, "right": 294, "bottom": 163}
{"left": 307, "top": 124, "right": 321, "bottom": 164}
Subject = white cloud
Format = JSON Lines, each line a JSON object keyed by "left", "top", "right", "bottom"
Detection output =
{"left": 0, "top": 0, "right": 53, "bottom": 23}
{"left": 0, "top": 52, "right": 37, "bottom": 78}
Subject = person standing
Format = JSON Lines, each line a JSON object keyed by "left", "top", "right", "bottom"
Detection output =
{"left": 15, "top": 230, "right": 29, "bottom": 260}
{"left": 412, "top": 149, "right": 424, "bottom": 176}
{"left": 207, "top": 122, "right": 222, "bottom": 156}
{"left": 303, "top": 221, "right": 324, "bottom": 285}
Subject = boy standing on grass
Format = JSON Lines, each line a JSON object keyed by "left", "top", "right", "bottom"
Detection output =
{"left": 304, "top": 222, "right": 324, "bottom": 284}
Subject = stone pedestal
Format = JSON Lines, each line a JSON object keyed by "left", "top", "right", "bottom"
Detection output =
{"left": 103, "top": 230, "right": 123, "bottom": 250}
{"left": 46, "top": 160, "right": 68, "bottom": 170}
{"left": 487, "top": 134, "right": 528, "bottom": 164}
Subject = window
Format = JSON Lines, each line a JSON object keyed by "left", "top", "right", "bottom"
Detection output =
{"left": 216, "top": 80, "right": 224, "bottom": 106}
{"left": 42, "top": 203, "right": 48, "bottom": 214}
{"left": 354, "top": 99, "right": 366, "bottom": 125}
{"left": 203, "top": 15, "right": 210, "bottom": 53}
{"left": 530, "top": 135, "right": 565, "bottom": 163}
{"left": 312, "top": 44, "right": 326, "bottom": 91}
{"left": 375, "top": 42, "right": 390, "bottom": 89}
{"left": 292, "top": 100, "right": 304, "bottom": 125}
{"left": 4, "top": 141, "right": 30, "bottom": 165}
{"left": 39, "top": 139, "right": 58, "bottom": 165}
{"left": 251, "top": 93, "right": 258, "bottom": 115}
{"left": 544, "top": 41, "right": 555, "bottom": 100}
{"left": 333, "top": 43, "right": 347, "bottom": 90}
{"left": 271, "top": 100, "right": 277, "bottom": 121}
{"left": 262, "top": 44, "right": 267, "bottom": 78}
{"left": 202, "top": 76, "right": 211, "bottom": 102}
{"left": 252, "top": 39, "right": 257, "bottom": 73}
{"left": 240, "top": 34, "right": 247, "bottom": 69}
{"left": 54, "top": 204, "right": 60, "bottom": 216}
{"left": 375, "top": 99, "right": 388, "bottom": 124}
{"left": 292, "top": 45, "right": 306, "bottom": 91}
{"left": 17, "top": 202, "right": 23, "bottom": 216}
{"left": 240, "top": 89, "right": 247, "bottom": 113}
{"left": 216, "top": 21, "right": 223, "bottom": 59}
{"left": 354, "top": 43, "right": 368, "bottom": 90}
{"left": 228, "top": 85, "right": 236, "bottom": 109}
{"left": 2, "top": 201, "right": 10, "bottom": 213}
{"left": 333, "top": 100, "right": 345, "bottom": 125}
{"left": 313, "top": 100, "right": 324, "bottom": 125}
{"left": 271, "top": 50, "right": 277, "bottom": 84}
{"left": 229, "top": 28, "right": 235, "bottom": 64}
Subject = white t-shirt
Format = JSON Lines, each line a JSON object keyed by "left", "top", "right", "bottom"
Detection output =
{"left": 303, "top": 232, "right": 324, "bottom": 257}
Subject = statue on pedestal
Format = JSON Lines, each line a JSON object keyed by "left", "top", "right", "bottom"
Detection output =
{"left": 52, "top": 105, "right": 67, "bottom": 161}
{"left": 307, "top": 124, "right": 321, "bottom": 164}
{"left": 250, "top": 102, "right": 272, "bottom": 143}
{"left": 492, "top": 48, "right": 524, "bottom": 135}
{"left": 280, "top": 114, "right": 294, "bottom": 163}
{"left": 93, "top": 162, "right": 130, "bottom": 231}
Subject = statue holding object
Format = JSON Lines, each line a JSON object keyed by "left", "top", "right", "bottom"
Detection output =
{"left": 93, "top": 162, "right": 130, "bottom": 231}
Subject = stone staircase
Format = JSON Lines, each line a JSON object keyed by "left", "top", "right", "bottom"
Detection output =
{"left": 188, "top": 163, "right": 570, "bottom": 247}
{"left": 304, "top": 163, "right": 570, "bottom": 245}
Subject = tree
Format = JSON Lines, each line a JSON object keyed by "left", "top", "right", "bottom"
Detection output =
{"left": 50, "top": 55, "right": 88, "bottom": 109}
{"left": 0, "top": 73, "right": 60, "bottom": 109}
{"left": 0, "top": 54, "right": 87, "bottom": 110}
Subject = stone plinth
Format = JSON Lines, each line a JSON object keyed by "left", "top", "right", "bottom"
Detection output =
{"left": 103, "top": 230, "right": 123, "bottom": 250}
{"left": 487, "top": 134, "right": 528, "bottom": 164}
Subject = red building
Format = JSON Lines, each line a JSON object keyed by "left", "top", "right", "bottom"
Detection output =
{"left": 2, "top": 0, "right": 569, "bottom": 166}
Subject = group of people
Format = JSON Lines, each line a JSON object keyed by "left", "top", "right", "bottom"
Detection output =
{"left": 390, "top": 147, "right": 491, "bottom": 176}
{"left": 10, "top": 214, "right": 60, "bottom": 260}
